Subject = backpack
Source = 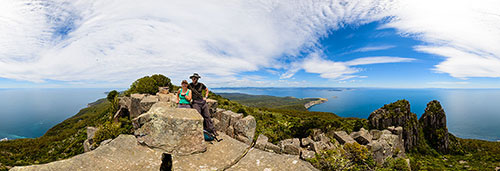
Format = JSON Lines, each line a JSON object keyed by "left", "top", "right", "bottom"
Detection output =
{"left": 203, "top": 130, "right": 222, "bottom": 142}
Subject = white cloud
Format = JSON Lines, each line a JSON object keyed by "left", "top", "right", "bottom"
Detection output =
{"left": 384, "top": 0, "right": 500, "bottom": 78}
{"left": 0, "top": 0, "right": 499, "bottom": 87}
{"left": 0, "top": 0, "right": 393, "bottom": 87}
{"left": 300, "top": 52, "right": 414, "bottom": 79}
{"left": 351, "top": 45, "right": 396, "bottom": 53}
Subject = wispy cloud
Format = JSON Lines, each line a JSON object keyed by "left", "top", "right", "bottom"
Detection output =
{"left": 0, "top": 0, "right": 499, "bottom": 87}
{"left": 299, "top": 53, "right": 414, "bottom": 79}
{"left": 351, "top": 45, "right": 396, "bottom": 53}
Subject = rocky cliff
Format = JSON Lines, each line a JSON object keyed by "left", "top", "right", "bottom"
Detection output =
{"left": 419, "top": 100, "right": 449, "bottom": 153}
{"left": 368, "top": 99, "right": 450, "bottom": 153}
{"left": 368, "top": 100, "right": 420, "bottom": 151}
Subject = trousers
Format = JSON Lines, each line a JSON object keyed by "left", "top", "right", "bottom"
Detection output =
{"left": 192, "top": 100, "right": 216, "bottom": 134}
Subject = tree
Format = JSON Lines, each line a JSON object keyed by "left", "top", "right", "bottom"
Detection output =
{"left": 151, "top": 74, "right": 171, "bottom": 87}
{"left": 127, "top": 76, "right": 158, "bottom": 95}
{"left": 107, "top": 90, "right": 119, "bottom": 102}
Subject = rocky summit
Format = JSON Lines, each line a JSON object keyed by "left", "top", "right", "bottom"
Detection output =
{"left": 368, "top": 99, "right": 420, "bottom": 151}
{"left": 11, "top": 93, "right": 316, "bottom": 171}
{"left": 419, "top": 100, "right": 450, "bottom": 153}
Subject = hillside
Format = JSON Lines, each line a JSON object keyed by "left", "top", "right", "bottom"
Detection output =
{"left": 218, "top": 93, "right": 324, "bottom": 111}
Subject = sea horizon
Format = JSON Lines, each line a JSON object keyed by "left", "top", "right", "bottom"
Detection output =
{"left": 1, "top": 87, "right": 499, "bottom": 142}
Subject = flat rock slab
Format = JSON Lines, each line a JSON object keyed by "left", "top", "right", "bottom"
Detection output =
{"left": 11, "top": 135, "right": 164, "bottom": 171}
{"left": 227, "top": 148, "right": 318, "bottom": 171}
{"left": 173, "top": 133, "right": 249, "bottom": 170}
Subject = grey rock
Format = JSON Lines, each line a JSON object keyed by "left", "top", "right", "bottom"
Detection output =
{"left": 12, "top": 135, "right": 165, "bottom": 171}
{"left": 300, "top": 149, "right": 316, "bottom": 160}
{"left": 206, "top": 99, "right": 218, "bottom": 117}
{"left": 226, "top": 125, "right": 235, "bottom": 137}
{"left": 351, "top": 128, "right": 372, "bottom": 145}
{"left": 368, "top": 131, "right": 405, "bottom": 165}
{"left": 255, "top": 134, "right": 281, "bottom": 154}
{"left": 233, "top": 115, "right": 256, "bottom": 145}
{"left": 132, "top": 102, "right": 206, "bottom": 155}
{"left": 333, "top": 131, "right": 356, "bottom": 144}
{"left": 301, "top": 137, "right": 314, "bottom": 147}
{"left": 279, "top": 138, "right": 301, "bottom": 155}
{"left": 129, "top": 94, "right": 146, "bottom": 118}
{"left": 310, "top": 129, "right": 323, "bottom": 141}
{"left": 368, "top": 100, "right": 420, "bottom": 151}
{"left": 139, "top": 95, "right": 158, "bottom": 113}
{"left": 228, "top": 148, "right": 318, "bottom": 171}
{"left": 370, "top": 130, "right": 383, "bottom": 140}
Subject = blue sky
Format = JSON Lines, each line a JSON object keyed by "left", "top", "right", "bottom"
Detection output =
{"left": 1, "top": 0, "right": 500, "bottom": 88}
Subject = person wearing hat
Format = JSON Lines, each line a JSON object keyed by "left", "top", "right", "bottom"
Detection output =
{"left": 176, "top": 80, "right": 192, "bottom": 108}
{"left": 188, "top": 73, "right": 217, "bottom": 136}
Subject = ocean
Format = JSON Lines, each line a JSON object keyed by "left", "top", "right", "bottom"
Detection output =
{"left": 1, "top": 87, "right": 499, "bottom": 142}
{"left": 213, "top": 87, "right": 500, "bottom": 141}
{"left": 0, "top": 88, "right": 112, "bottom": 140}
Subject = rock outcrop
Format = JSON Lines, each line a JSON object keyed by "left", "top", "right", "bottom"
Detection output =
{"left": 83, "top": 127, "right": 99, "bottom": 152}
{"left": 11, "top": 135, "right": 165, "bottom": 171}
{"left": 368, "top": 99, "right": 420, "bottom": 151}
{"left": 419, "top": 100, "right": 449, "bottom": 153}
{"left": 333, "top": 131, "right": 356, "bottom": 144}
{"left": 132, "top": 102, "right": 206, "bottom": 155}
{"left": 212, "top": 109, "right": 257, "bottom": 145}
{"left": 367, "top": 127, "right": 405, "bottom": 165}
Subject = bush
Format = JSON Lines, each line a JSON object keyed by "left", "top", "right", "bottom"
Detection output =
{"left": 92, "top": 119, "right": 132, "bottom": 146}
{"left": 125, "top": 74, "right": 173, "bottom": 95}
{"left": 126, "top": 76, "right": 158, "bottom": 95}
{"left": 151, "top": 74, "right": 172, "bottom": 90}
{"left": 107, "top": 90, "right": 119, "bottom": 102}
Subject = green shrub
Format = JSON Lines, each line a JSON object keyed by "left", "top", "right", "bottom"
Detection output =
{"left": 92, "top": 119, "right": 132, "bottom": 146}
{"left": 151, "top": 74, "right": 172, "bottom": 90}
{"left": 383, "top": 157, "right": 409, "bottom": 171}
{"left": 106, "top": 90, "right": 119, "bottom": 102}
{"left": 127, "top": 76, "right": 158, "bottom": 95}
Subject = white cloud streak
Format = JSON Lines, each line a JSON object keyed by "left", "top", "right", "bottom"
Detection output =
{"left": 0, "top": 0, "right": 499, "bottom": 87}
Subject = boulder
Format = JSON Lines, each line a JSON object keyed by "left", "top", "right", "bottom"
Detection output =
{"left": 214, "top": 108, "right": 226, "bottom": 120}
{"left": 132, "top": 102, "right": 206, "bottom": 155}
{"left": 11, "top": 135, "right": 164, "bottom": 171}
{"left": 419, "top": 100, "right": 449, "bottom": 153}
{"left": 229, "top": 112, "right": 243, "bottom": 127}
{"left": 140, "top": 95, "right": 158, "bottom": 113}
{"left": 367, "top": 130, "right": 405, "bottom": 165}
{"left": 226, "top": 125, "right": 235, "bottom": 137}
{"left": 301, "top": 137, "right": 314, "bottom": 147}
{"left": 206, "top": 99, "right": 218, "bottom": 116}
{"left": 157, "top": 93, "right": 177, "bottom": 103}
{"left": 255, "top": 134, "right": 269, "bottom": 150}
{"left": 129, "top": 94, "right": 146, "bottom": 118}
{"left": 234, "top": 115, "right": 256, "bottom": 145}
{"left": 350, "top": 128, "right": 372, "bottom": 145}
{"left": 333, "top": 131, "right": 356, "bottom": 144}
{"left": 219, "top": 110, "right": 235, "bottom": 133}
{"left": 83, "top": 127, "right": 99, "bottom": 152}
{"left": 368, "top": 99, "right": 420, "bottom": 151}
{"left": 279, "top": 138, "right": 301, "bottom": 155}
{"left": 158, "top": 86, "right": 169, "bottom": 94}
{"left": 370, "top": 129, "right": 383, "bottom": 140}
{"left": 227, "top": 148, "right": 318, "bottom": 171}
{"left": 255, "top": 134, "right": 281, "bottom": 154}
{"left": 300, "top": 149, "right": 316, "bottom": 160}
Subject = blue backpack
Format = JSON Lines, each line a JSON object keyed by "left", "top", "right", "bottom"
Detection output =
{"left": 203, "top": 130, "right": 222, "bottom": 142}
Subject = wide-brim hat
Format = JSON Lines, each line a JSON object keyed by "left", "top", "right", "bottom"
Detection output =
{"left": 189, "top": 73, "right": 201, "bottom": 79}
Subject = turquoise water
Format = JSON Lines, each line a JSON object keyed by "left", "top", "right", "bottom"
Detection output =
{"left": 0, "top": 88, "right": 111, "bottom": 140}
{"left": 213, "top": 88, "right": 500, "bottom": 141}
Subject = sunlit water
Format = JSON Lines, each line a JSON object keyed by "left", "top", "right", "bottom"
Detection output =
{"left": 213, "top": 88, "right": 500, "bottom": 141}
{"left": 0, "top": 88, "right": 111, "bottom": 140}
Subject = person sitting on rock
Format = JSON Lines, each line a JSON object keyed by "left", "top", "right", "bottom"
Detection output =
{"left": 188, "top": 73, "right": 218, "bottom": 136}
{"left": 176, "top": 80, "right": 192, "bottom": 108}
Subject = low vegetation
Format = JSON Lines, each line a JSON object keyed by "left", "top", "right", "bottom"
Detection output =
{"left": 218, "top": 93, "right": 320, "bottom": 111}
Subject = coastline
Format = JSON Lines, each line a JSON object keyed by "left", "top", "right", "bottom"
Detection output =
{"left": 304, "top": 98, "right": 328, "bottom": 109}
